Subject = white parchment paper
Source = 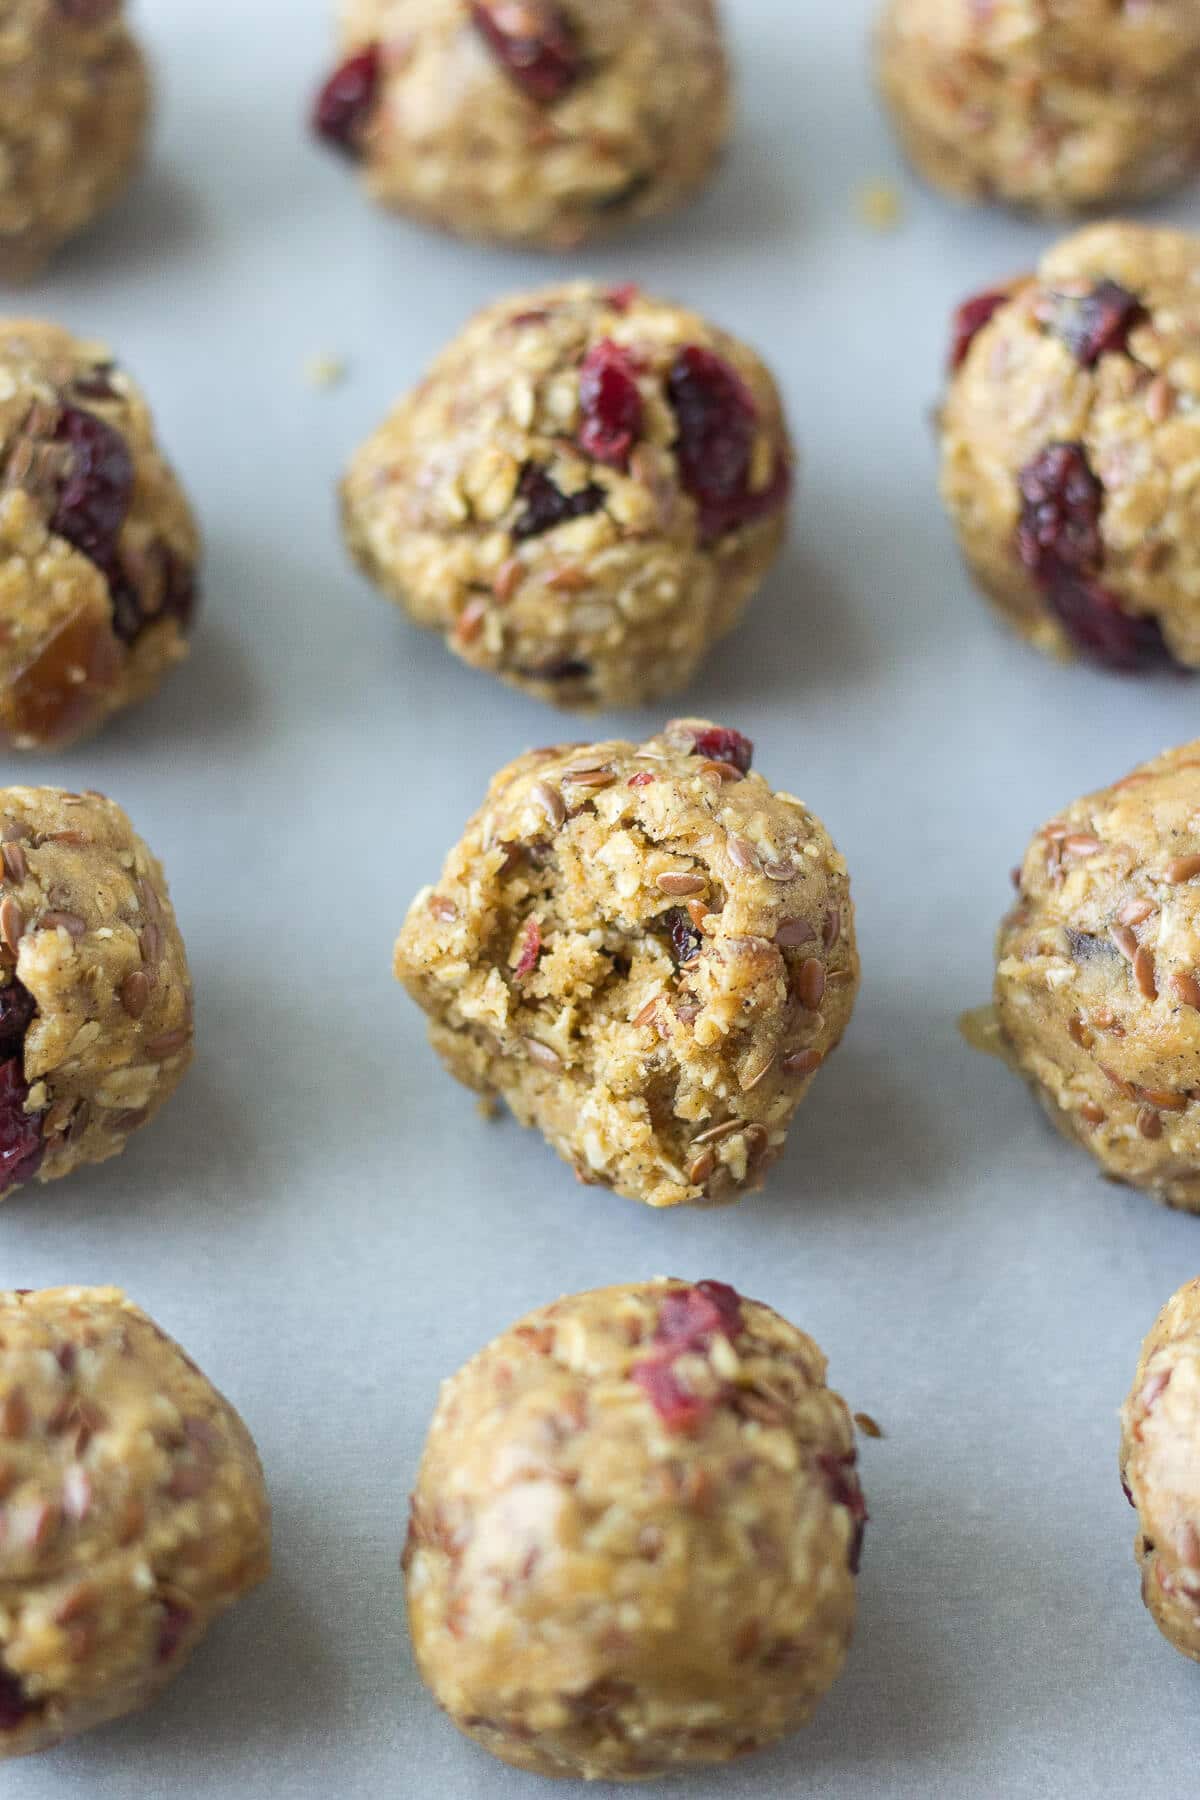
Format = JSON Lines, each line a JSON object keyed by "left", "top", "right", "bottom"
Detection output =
{"left": 6, "top": 3, "right": 1200, "bottom": 1795}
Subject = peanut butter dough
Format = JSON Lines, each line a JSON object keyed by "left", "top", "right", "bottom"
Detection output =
{"left": 394, "top": 722, "right": 857, "bottom": 1208}
{"left": 0, "top": 1, "right": 150, "bottom": 280}
{"left": 877, "top": 0, "right": 1200, "bottom": 213}
{"left": 991, "top": 742, "right": 1200, "bottom": 1211}
{"left": 941, "top": 224, "right": 1200, "bottom": 673}
{"left": 342, "top": 284, "right": 792, "bottom": 710}
{"left": 313, "top": 0, "right": 729, "bottom": 249}
{"left": 0, "top": 1286, "right": 270, "bottom": 1759}
{"left": 404, "top": 1279, "right": 865, "bottom": 1780}
{"left": 1121, "top": 1278, "right": 1200, "bottom": 1662}
{"left": 0, "top": 319, "right": 200, "bottom": 749}
{"left": 0, "top": 787, "right": 193, "bottom": 1204}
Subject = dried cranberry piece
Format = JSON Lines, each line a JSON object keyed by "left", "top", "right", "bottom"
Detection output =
{"left": 578, "top": 341, "right": 643, "bottom": 468}
{"left": 666, "top": 346, "right": 789, "bottom": 541}
{"left": 1046, "top": 576, "right": 1171, "bottom": 673}
{"left": 0, "top": 980, "right": 36, "bottom": 1061}
{"left": 512, "top": 464, "right": 605, "bottom": 540}
{"left": 0, "top": 1059, "right": 43, "bottom": 1190}
{"left": 471, "top": 1, "right": 580, "bottom": 104}
{"left": 690, "top": 726, "right": 753, "bottom": 773}
{"left": 1017, "top": 442, "right": 1103, "bottom": 583}
{"left": 156, "top": 1602, "right": 192, "bottom": 1664}
{"left": 665, "top": 908, "right": 703, "bottom": 966}
{"left": 1121, "top": 1474, "right": 1134, "bottom": 1507}
{"left": 630, "top": 1358, "right": 712, "bottom": 1433}
{"left": 110, "top": 546, "right": 199, "bottom": 648}
{"left": 1016, "top": 443, "right": 1172, "bottom": 673}
{"left": 1048, "top": 280, "right": 1146, "bottom": 368}
{"left": 55, "top": 0, "right": 119, "bottom": 21}
{"left": 656, "top": 1281, "right": 744, "bottom": 1347}
{"left": 514, "top": 917, "right": 542, "bottom": 982}
{"left": 817, "top": 1450, "right": 868, "bottom": 1574}
{"left": 0, "top": 1666, "right": 35, "bottom": 1731}
{"left": 312, "top": 44, "right": 381, "bottom": 156}
{"left": 50, "top": 406, "right": 133, "bottom": 569}
{"left": 949, "top": 288, "right": 1009, "bottom": 370}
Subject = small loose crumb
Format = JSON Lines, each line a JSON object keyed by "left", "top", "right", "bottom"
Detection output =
{"left": 855, "top": 180, "right": 903, "bottom": 231}
{"left": 303, "top": 352, "right": 347, "bottom": 389}
{"left": 854, "top": 1411, "right": 884, "bottom": 1439}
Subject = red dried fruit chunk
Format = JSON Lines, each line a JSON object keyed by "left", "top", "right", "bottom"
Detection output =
{"left": 690, "top": 726, "right": 753, "bottom": 773}
{"left": 578, "top": 341, "right": 643, "bottom": 468}
{"left": 817, "top": 1450, "right": 868, "bottom": 1574}
{"left": 606, "top": 283, "right": 639, "bottom": 313}
{"left": 666, "top": 346, "right": 790, "bottom": 541}
{"left": 656, "top": 1279, "right": 744, "bottom": 1346}
{"left": 512, "top": 464, "right": 605, "bottom": 540}
{"left": 0, "top": 1058, "right": 43, "bottom": 1191}
{"left": 0, "top": 980, "right": 36, "bottom": 1062}
{"left": 5, "top": 605, "right": 122, "bottom": 748}
{"left": 630, "top": 1358, "right": 713, "bottom": 1434}
{"left": 156, "top": 1602, "right": 192, "bottom": 1664}
{"left": 1049, "top": 280, "right": 1146, "bottom": 368}
{"left": 471, "top": 1, "right": 580, "bottom": 104}
{"left": 949, "top": 287, "right": 1009, "bottom": 370}
{"left": 1017, "top": 443, "right": 1172, "bottom": 673}
{"left": 0, "top": 1666, "right": 35, "bottom": 1731}
{"left": 665, "top": 908, "right": 703, "bottom": 966}
{"left": 1121, "top": 1474, "right": 1134, "bottom": 1507}
{"left": 111, "top": 546, "right": 198, "bottom": 647}
{"left": 51, "top": 406, "right": 133, "bottom": 569}
{"left": 312, "top": 44, "right": 381, "bottom": 155}
{"left": 514, "top": 917, "right": 542, "bottom": 981}
{"left": 1047, "top": 576, "right": 1171, "bottom": 673}
{"left": 55, "top": 0, "right": 119, "bottom": 21}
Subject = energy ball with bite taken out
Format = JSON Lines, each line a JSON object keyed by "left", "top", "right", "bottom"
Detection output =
{"left": 0, "top": 786, "right": 193, "bottom": 1205}
{"left": 0, "top": 1, "right": 150, "bottom": 281}
{"left": 0, "top": 1286, "right": 270, "bottom": 1759}
{"left": 1121, "top": 1277, "right": 1200, "bottom": 1662}
{"left": 941, "top": 224, "right": 1200, "bottom": 674}
{"left": 342, "top": 284, "right": 792, "bottom": 709}
{"left": 876, "top": 0, "right": 1200, "bottom": 214}
{"left": 991, "top": 742, "right": 1200, "bottom": 1211}
{"left": 394, "top": 721, "right": 857, "bottom": 1208}
{"left": 312, "top": 0, "right": 729, "bottom": 249}
{"left": 404, "top": 1278, "right": 866, "bottom": 1780}
{"left": 0, "top": 319, "right": 200, "bottom": 749}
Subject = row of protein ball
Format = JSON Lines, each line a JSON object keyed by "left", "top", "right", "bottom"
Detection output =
{"left": 8, "top": 201, "right": 1200, "bottom": 755}
{"left": 20, "top": 1, "right": 1200, "bottom": 276}
{"left": 5, "top": 719, "right": 1200, "bottom": 1773}
{"left": 0, "top": 1267, "right": 1197, "bottom": 1777}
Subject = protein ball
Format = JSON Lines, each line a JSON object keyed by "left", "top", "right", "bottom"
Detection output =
{"left": 0, "top": 2, "right": 150, "bottom": 280}
{"left": 989, "top": 742, "right": 1200, "bottom": 1211}
{"left": 939, "top": 223, "right": 1200, "bottom": 674}
{"left": 0, "top": 1286, "right": 270, "bottom": 1759}
{"left": 876, "top": 0, "right": 1200, "bottom": 214}
{"left": 342, "top": 284, "right": 793, "bottom": 709}
{"left": 404, "top": 1279, "right": 865, "bottom": 1780}
{"left": 1120, "top": 1278, "right": 1200, "bottom": 1662}
{"left": 394, "top": 721, "right": 857, "bottom": 1208}
{"left": 311, "top": 0, "right": 729, "bottom": 250}
{"left": 0, "top": 787, "right": 193, "bottom": 1204}
{"left": 0, "top": 320, "right": 200, "bottom": 750}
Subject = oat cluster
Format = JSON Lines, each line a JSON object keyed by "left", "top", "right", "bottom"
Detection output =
{"left": 394, "top": 720, "right": 858, "bottom": 1208}
{"left": 342, "top": 284, "right": 792, "bottom": 709}
{"left": 316, "top": 0, "right": 730, "bottom": 248}
{"left": 405, "top": 1279, "right": 862, "bottom": 1780}
{"left": 0, "top": 1288, "right": 270, "bottom": 1756}
{"left": 877, "top": 0, "right": 1200, "bottom": 214}
{"left": 0, "top": 0, "right": 149, "bottom": 280}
